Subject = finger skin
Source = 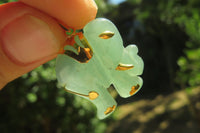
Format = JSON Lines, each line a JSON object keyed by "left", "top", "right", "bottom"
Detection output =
{"left": 0, "top": 2, "right": 66, "bottom": 89}
{"left": 19, "top": 0, "right": 98, "bottom": 29}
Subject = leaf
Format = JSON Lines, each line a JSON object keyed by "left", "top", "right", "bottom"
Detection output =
{"left": 56, "top": 18, "right": 144, "bottom": 119}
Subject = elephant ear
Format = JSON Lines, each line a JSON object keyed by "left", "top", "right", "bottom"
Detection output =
{"left": 112, "top": 45, "right": 144, "bottom": 98}
{"left": 117, "top": 45, "right": 144, "bottom": 76}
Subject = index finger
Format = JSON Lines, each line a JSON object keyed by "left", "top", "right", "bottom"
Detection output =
{"left": 19, "top": 0, "right": 98, "bottom": 29}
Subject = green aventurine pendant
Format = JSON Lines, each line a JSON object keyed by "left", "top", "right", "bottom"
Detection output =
{"left": 56, "top": 18, "right": 144, "bottom": 119}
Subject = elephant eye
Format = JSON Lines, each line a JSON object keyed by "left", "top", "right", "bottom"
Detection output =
{"left": 99, "top": 31, "right": 115, "bottom": 39}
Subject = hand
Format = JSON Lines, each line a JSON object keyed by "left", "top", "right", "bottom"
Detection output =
{"left": 0, "top": 0, "right": 97, "bottom": 89}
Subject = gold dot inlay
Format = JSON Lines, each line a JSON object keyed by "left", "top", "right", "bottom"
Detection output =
{"left": 104, "top": 105, "right": 116, "bottom": 115}
{"left": 99, "top": 31, "right": 115, "bottom": 39}
{"left": 89, "top": 91, "right": 99, "bottom": 100}
{"left": 116, "top": 63, "right": 134, "bottom": 71}
{"left": 130, "top": 84, "right": 140, "bottom": 96}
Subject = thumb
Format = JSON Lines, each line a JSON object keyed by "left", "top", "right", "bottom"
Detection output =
{"left": 0, "top": 2, "right": 66, "bottom": 89}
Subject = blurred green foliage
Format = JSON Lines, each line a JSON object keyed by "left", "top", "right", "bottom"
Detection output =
{"left": 145, "top": 0, "right": 200, "bottom": 90}
{"left": 1, "top": 0, "right": 200, "bottom": 132}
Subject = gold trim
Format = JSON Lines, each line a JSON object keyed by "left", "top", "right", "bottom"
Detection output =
{"left": 116, "top": 63, "right": 134, "bottom": 71}
{"left": 99, "top": 31, "right": 115, "bottom": 39}
{"left": 64, "top": 89, "right": 88, "bottom": 97}
{"left": 88, "top": 91, "right": 99, "bottom": 100}
{"left": 64, "top": 88, "right": 99, "bottom": 100}
{"left": 130, "top": 84, "right": 140, "bottom": 96}
{"left": 104, "top": 105, "right": 116, "bottom": 115}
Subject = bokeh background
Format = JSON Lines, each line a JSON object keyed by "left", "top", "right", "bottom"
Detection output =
{"left": 1, "top": 0, "right": 200, "bottom": 133}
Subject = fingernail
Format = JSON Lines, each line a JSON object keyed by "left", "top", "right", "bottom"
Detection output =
{"left": 1, "top": 14, "right": 60, "bottom": 65}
